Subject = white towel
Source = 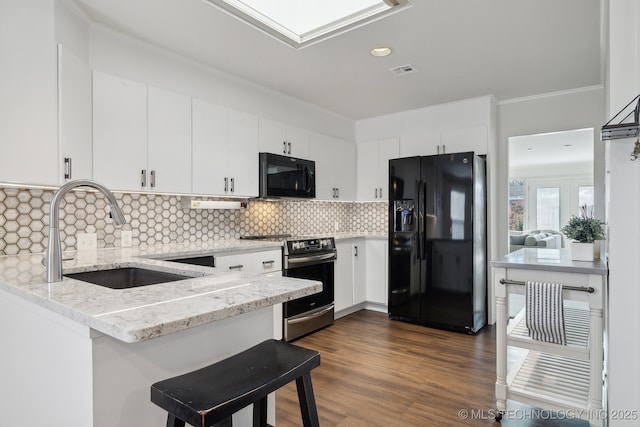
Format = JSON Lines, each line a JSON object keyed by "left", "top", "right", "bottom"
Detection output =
{"left": 525, "top": 281, "right": 566, "bottom": 345}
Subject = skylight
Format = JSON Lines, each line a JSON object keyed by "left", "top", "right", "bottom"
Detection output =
{"left": 204, "top": 0, "right": 411, "bottom": 48}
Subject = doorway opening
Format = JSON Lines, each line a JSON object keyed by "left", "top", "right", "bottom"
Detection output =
{"left": 507, "top": 128, "right": 594, "bottom": 253}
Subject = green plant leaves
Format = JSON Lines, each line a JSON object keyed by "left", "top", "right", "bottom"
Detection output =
{"left": 561, "top": 216, "right": 605, "bottom": 243}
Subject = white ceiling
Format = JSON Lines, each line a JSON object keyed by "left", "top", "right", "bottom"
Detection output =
{"left": 509, "top": 128, "right": 594, "bottom": 169}
{"left": 72, "top": 0, "right": 604, "bottom": 120}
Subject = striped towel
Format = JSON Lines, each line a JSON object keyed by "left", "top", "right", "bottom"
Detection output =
{"left": 525, "top": 281, "right": 566, "bottom": 345}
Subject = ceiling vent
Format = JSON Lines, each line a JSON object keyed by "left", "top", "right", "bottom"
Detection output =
{"left": 389, "top": 64, "right": 418, "bottom": 76}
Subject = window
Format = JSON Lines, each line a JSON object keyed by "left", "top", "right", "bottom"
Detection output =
{"left": 578, "top": 185, "right": 594, "bottom": 216}
{"left": 536, "top": 187, "right": 560, "bottom": 230}
{"left": 508, "top": 179, "right": 525, "bottom": 231}
{"left": 203, "top": 0, "right": 411, "bottom": 48}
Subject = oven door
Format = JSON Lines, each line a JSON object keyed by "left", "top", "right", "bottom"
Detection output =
{"left": 283, "top": 258, "right": 334, "bottom": 318}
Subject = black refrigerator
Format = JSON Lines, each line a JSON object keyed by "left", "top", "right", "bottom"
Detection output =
{"left": 388, "top": 152, "right": 486, "bottom": 333}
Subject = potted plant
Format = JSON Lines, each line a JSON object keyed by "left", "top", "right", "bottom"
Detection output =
{"left": 560, "top": 206, "right": 605, "bottom": 261}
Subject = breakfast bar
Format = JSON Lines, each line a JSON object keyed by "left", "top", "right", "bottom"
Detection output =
{"left": 0, "top": 241, "right": 321, "bottom": 426}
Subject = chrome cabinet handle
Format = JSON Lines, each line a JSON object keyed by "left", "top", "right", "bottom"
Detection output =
{"left": 283, "top": 141, "right": 287, "bottom": 154}
{"left": 262, "top": 260, "right": 275, "bottom": 265}
{"left": 354, "top": 245, "right": 358, "bottom": 257}
{"left": 336, "top": 188, "right": 339, "bottom": 198}
{"left": 442, "top": 144, "right": 446, "bottom": 153}
{"left": 228, "top": 264, "right": 243, "bottom": 270}
{"left": 287, "top": 142, "right": 292, "bottom": 154}
{"left": 375, "top": 188, "right": 378, "bottom": 198}
{"left": 64, "top": 157, "right": 72, "bottom": 180}
{"left": 150, "top": 170, "right": 156, "bottom": 188}
{"left": 379, "top": 187, "right": 383, "bottom": 198}
{"left": 141, "top": 169, "right": 147, "bottom": 187}
{"left": 224, "top": 177, "right": 228, "bottom": 192}
{"left": 230, "top": 177, "right": 235, "bottom": 193}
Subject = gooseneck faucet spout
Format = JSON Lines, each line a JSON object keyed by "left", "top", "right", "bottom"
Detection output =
{"left": 46, "top": 180, "right": 127, "bottom": 283}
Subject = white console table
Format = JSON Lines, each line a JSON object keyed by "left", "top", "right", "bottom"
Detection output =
{"left": 491, "top": 248, "right": 608, "bottom": 426}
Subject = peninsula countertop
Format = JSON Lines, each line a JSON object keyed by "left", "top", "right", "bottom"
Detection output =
{"left": 0, "top": 239, "right": 321, "bottom": 343}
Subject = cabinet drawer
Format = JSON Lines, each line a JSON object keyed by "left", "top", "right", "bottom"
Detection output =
{"left": 215, "top": 249, "right": 282, "bottom": 274}
{"left": 253, "top": 250, "right": 282, "bottom": 274}
{"left": 215, "top": 252, "right": 253, "bottom": 272}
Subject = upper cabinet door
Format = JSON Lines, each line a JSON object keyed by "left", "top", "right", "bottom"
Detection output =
{"left": 285, "top": 125, "right": 309, "bottom": 159}
{"left": 259, "top": 117, "right": 287, "bottom": 155}
{"left": 228, "top": 109, "right": 259, "bottom": 197}
{"left": 356, "top": 141, "right": 379, "bottom": 201}
{"left": 377, "top": 138, "right": 400, "bottom": 200}
{"left": 440, "top": 125, "right": 487, "bottom": 155}
{"left": 147, "top": 86, "right": 192, "bottom": 193}
{"left": 357, "top": 138, "right": 399, "bottom": 201}
{"left": 192, "top": 99, "right": 228, "bottom": 195}
{"left": 309, "top": 132, "right": 356, "bottom": 201}
{"left": 58, "top": 45, "right": 92, "bottom": 183}
{"left": 93, "top": 71, "right": 148, "bottom": 191}
{"left": 259, "top": 118, "right": 309, "bottom": 158}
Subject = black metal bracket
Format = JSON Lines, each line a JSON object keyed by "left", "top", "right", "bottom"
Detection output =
{"left": 601, "top": 94, "right": 640, "bottom": 140}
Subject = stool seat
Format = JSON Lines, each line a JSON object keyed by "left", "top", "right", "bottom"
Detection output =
{"left": 151, "top": 339, "right": 321, "bottom": 427}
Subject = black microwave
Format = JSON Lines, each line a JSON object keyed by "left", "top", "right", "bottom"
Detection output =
{"left": 259, "top": 152, "right": 315, "bottom": 199}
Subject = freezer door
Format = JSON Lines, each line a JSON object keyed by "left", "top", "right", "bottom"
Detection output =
{"left": 388, "top": 157, "right": 422, "bottom": 322}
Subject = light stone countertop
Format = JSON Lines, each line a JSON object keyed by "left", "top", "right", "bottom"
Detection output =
{"left": 491, "top": 248, "right": 608, "bottom": 275}
{"left": 0, "top": 239, "right": 320, "bottom": 343}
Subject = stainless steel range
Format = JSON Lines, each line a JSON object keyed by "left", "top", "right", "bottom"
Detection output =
{"left": 242, "top": 234, "right": 336, "bottom": 341}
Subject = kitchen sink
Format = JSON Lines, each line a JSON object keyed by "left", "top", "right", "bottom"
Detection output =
{"left": 64, "top": 267, "right": 191, "bottom": 289}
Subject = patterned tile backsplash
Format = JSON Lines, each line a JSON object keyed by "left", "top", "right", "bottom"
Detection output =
{"left": 0, "top": 186, "right": 387, "bottom": 255}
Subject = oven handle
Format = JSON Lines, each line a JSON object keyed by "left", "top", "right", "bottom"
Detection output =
{"left": 287, "top": 305, "right": 334, "bottom": 325}
{"left": 286, "top": 252, "right": 336, "bottom": 265}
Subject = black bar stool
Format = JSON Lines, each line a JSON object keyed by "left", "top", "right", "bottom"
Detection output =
{"left": 150, "top": 339, "right": 321, "bottom": 427}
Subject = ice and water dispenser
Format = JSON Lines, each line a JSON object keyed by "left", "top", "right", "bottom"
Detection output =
{"left": 393, "top": 200, "right": 415, "bottom": 232}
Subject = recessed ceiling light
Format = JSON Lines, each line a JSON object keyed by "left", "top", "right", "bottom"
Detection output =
{"left": 204, "top": 0, "right": 411, "bottom": 48}
{"left": 527, "top": 148, "right": 534, "bottom": 151}
{"left": 562, "top": 144, "right": 572, "bottom": 148}
{"left": 370, "top": 47, "right": 392, "bottom": 57}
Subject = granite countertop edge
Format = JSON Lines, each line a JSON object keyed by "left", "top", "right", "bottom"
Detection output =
{"left": 0, "top": 239, "right": 323, "bottom": 343}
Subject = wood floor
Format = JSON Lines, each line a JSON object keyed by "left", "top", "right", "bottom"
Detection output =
{"left": 276, "top": 310, "right": 589, "bottom": 426}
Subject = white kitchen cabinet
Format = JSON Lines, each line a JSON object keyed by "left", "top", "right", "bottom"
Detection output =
{"left": 147, "top": 86, "right": 192, "bottom": 193}
{"left": 191, "top": 99, "right": 228, "bottom": 195}
{"left": 364, "top": 239, "right": 388, "bottom": 305}
{"left": 399, "top": 130, "right": 441, "bottom": 157}
{"left": 399, "top": 125, "right": 488, "bottom": 157}
{"left": 93, "top": 71, "right": 148, "bottom": 191}
{"left": 308, "top": 133, "right": 356, "bottom": 200}
{"left": 356, "top": 138, "right": 399, "bottom": 201}
{"left": 214, "top": 249, "right": 282, "bottom": 274}
{"left": 440, "top": 125, "right": 487, "bottom": 155}
{"left": 334, "top": 240, "right": 356, "bottom": 313}
{"left": 192, "top": 100, "right": 258, "bottom": 197}
{"left": 353, "top": 241, "right": 367, "bottom": 305}
{"left": 93, "top": 72, "right": 192, "bottom": 193}
{"left": 259, "top": 117, "right": 309, "bottom": 159}
{"left": 227, "top": 109, "right": 259, "bottom": 197}
{"left": 58, "top": 45, "right": 92, "bottom": 183}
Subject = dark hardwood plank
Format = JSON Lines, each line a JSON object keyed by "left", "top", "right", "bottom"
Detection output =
{"left": 276, "top": 310, "right": 588, "bottom": 426}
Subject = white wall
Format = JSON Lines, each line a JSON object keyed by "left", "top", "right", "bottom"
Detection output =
{"left": 606, "top": 1, "right": 640, "bottom": 424}
{"left": 88, "top": 25, "right": 354, "bottom": 143}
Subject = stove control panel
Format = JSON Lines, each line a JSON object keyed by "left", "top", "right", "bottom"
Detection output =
{"left": 286, "top": 238, "right": 335, "bottom": 255}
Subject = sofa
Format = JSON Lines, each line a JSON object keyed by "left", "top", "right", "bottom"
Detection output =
{"left": 509, "top": 229, "right": 563, "bottom": 252}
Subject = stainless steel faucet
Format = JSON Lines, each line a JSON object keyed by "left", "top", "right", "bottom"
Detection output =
{"left": 46, "top": 179, "right": 127, "bottom": 283}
